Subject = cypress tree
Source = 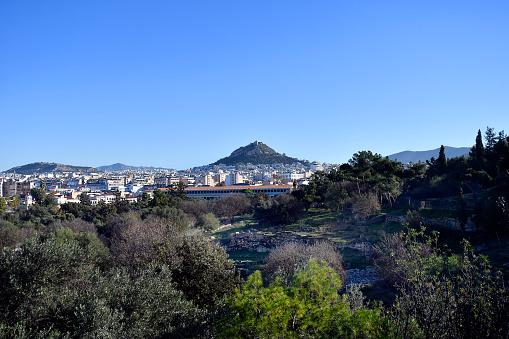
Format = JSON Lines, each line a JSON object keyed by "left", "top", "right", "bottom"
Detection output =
{"left": 470, "top": 129, "right": 485, "bottom": 170}
{"left": 436, "top": 145, "right": 447, "bottom": 175}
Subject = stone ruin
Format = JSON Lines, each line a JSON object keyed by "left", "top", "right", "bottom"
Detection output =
{"left": 226, "top": 229, "right": 325, "bottom": 252}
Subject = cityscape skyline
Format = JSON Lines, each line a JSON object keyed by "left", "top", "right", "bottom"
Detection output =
{"left": 1, "top": 1, "right": 508, "bottom": 171}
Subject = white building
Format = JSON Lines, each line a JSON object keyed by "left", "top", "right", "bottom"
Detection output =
{"left": 227, "top": 173, "right": 243, "bottom": 185}
{"left": 310, "top": 161, "right": 323, "bottom": 172}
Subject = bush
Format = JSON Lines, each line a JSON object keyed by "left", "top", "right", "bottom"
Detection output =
{"left": 0, "top": 233, "right": 218, "bottom": 337}
{"left": 264, "top": 241, "right": 345, "bottom": 284}
{"left": 158, "top": 235, "right": 242, "bottom": 307}
{"left": 405, "top": 209, "right": 421, "bottom": 230}
{"left": 198, "top": 212, "right": 220, "bottom": 231}
{"left": 0, "top": 233, "right": 104, "bottom": 331}
{"left": 374, "top": 228, "right": 509, "bottom": 338}
{"left": 352, "top": 193, "right": 380, "bottom": 220}
{"left": 109, "top": 214, "right": 179, "bottom": 268}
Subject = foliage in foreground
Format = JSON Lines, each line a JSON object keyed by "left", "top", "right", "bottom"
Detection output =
{"left": 0, "top": 229, "right": 223, "bottom": 338}
{"left": 219, "top": 259, "right": 388, "bottom": 338}
{"left": 374, "top": 228, "right": 509, "bottom": 338}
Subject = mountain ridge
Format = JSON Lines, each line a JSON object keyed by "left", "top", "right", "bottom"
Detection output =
{"left": 97, "top": 163, "right": 171, "bottom": 172}
{"left": 3, "top": 162, "right": 100, "bottom": 175}
{"left": 387, "top": 146, "right": 470, "bottom": 164}
{"left": 2, "top": 146, "right": 472, "bottom": 174}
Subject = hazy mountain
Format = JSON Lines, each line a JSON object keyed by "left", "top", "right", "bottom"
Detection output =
{"left": 387, "top": 146, "right": 470, "bottom": 164}
{"left": 97, "top": 163, "right": 169, "bottom": 172}
{"left": 3, "top": 162, "right": 99, "bottom": 175}
{"left": 211, "top": 141, "right": 301, "bottom": 166}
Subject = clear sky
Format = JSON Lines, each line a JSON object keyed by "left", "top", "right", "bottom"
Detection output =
{"left": 1, "top": 1, "right": 508, "bottom": 171}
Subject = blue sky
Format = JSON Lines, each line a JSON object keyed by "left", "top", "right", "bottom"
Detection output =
{"left": 1, "top": 1, "right": 508, "bottom": 171}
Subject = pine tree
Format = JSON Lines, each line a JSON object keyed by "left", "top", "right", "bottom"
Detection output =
{"left": 485, "top": 126, "right": 496, "bottom": 152}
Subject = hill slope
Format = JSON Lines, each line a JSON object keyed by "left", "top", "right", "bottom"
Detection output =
{"left": 387, "top": 146, "right": 470, "bottom": 163}
{"left": 3, "top": 162, "right": 99, "bottom": 175}
{"left": 212, "top": 141, "right": 300, "bottom": 165}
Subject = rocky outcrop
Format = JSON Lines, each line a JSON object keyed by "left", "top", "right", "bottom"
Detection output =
{"left": 345, "top": 266, "right": 380, "bottom": 287}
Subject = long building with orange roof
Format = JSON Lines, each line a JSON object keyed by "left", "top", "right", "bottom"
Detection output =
{"left": 183, "top": 184, "right": 293, "bottom": 199}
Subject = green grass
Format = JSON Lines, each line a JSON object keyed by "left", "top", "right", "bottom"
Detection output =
{"left": 286, "top": 209, "right": 340, "bottom": 232}
{"left": 209, "top": 214, "right": 258, "bottom": 242}
{"left": 339, "top": 247, "right": 368, "bottom": 269}
{"left": 419, "top": 209, "right": 459, "bottom": 218}
{"left": 382, "top": 207, "right": 409, "bottom": 216}
{"left": 228, "top": 250, "right": 269, "bottom": 263}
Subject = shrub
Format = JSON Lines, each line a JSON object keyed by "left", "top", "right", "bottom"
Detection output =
{"left": 264, "top": 241, "right": 345, "bottom": 284}
{"left": 198, "top": 212, "right": 220, "bottom": 231}
{"left": 158, "top": 235, "right": 242, "bottom": 307}
{"left": 374, "top": 228, "right": 509, "bottom": 338}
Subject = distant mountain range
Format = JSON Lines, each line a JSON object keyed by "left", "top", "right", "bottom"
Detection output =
{"left": 97, "top": 163, "right": 170, "bottom": 172}
{"left": 3, "top": 162, "right": 99, "bottom": 175}
{"left": 387, "top": 146, "right": 470, "bottom": 164}
{"left": 2, "top": 145, "right": 472, "bottom": 175}
{"left": 211, "top": 141, "right": 301, "bottom": 166}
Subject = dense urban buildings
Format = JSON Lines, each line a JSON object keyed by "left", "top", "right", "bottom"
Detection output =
{"left": 0, "top": 161, "right": 337, "bottom": 207}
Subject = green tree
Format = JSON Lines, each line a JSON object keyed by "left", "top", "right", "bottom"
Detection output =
{"left": 151, "top": 188, "right": 178, "bottom": 208}
{"left": 470, "top": 129, "right": 485, "bottom": 170}
{"left": 324, "top": 182, "right": 351, "bottom": 212}
{"left": 485, "top": 126, "right": 496, "bottom": 152}
{"left": 494, "top": 131, "right": 509, "bottom": 174}
{"left": 147, "top": 205, "right": 188, "bottom": 230}
{"left": 254, "top": 194, "right": 303, "bottom": 226}
{"left": 0, "top": 232, "right": 104, "bottom": 330}
{"left": 0, "top": 198, "right": 5, "bottom": 216}
{"left": 168, "top": 181, "right": 187, "bottom": 200}
{"left": 10, "top": 196, "right": 20, "bottom": 209}
{"left": 0, "top": 221, "right": 21, "bottom": 249}
{"left": 79, "top": 192, "right": 92, "bottom": 206}
{"left": 159, "top": 236, "right": 242, "bottom": 307}
{"left": 436, "top": 145, "right": 447, "bottom": 174}
{"left": 292, "top": 186, "right": 317, "bottom": 212}
{"left": 220, "top": 259, "right": 388, "bottom": 338}
{"left": 30, "top": 187, "right": 46, "bottom": 205}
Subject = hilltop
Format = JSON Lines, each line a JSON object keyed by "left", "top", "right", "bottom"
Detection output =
{"left": 211, "top": 141, "right": 301, "bottom": 166}
{"left": 2, "top": 162, "right": 99, "bottom": 175}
